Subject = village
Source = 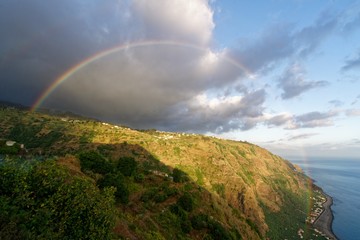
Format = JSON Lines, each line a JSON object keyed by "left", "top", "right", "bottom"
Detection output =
{"left": 296, "top": 189, "right": 334, "bottom": 240}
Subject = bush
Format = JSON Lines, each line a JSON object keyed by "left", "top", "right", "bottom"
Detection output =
{"left": 140, "top": 188, "right": 158, "bottom": 202}
{"left": 117, "top": 157, "right": 137, "bottom": 177}
{"left": 177, "top": 193, "right": 194, "bottom": 212}
{"left": 78, "top": 151, "right": 113, "bottom": 174}
{"left": 170, "top": 204, "right": 187, "bottom": 220}
{"left": 181, "top": 220, "right": 192, "bottom": 233}
{"left": 208, "top": 221, "right": 231, "bottom": 240}
{"left": 97, "top": 173, "right": 129, "bottom": 204}
{"left": 191, "top": 214, "right": 209, "bottom": 230}
{"left": 134, "top": 173, "right": 145, "bottom": 183}
{"left": 172, "top": 168, "right": 188, "bottom": 183}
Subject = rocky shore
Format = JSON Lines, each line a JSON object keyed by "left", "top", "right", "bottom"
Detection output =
{"left": 313, "top": 192, "right": 338, "bottom": 240}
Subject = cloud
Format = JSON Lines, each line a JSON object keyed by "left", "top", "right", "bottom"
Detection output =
{"left": 1, "top": 0, "right": 264, "bottom": 133}
{"left": 266, "top": 113, "right": 293, "bottom": 127}
{"left": 228, "top": 23, "right": 295, "bottom": 73}
{"left": 277, "top": 63, "right": 329, "bottom": 99}
{"left": 287, "top": 133, "right": 318, "bottom": 141}
{"left": 265, "top": 110, "right": 338, "bottom": 129}
{"left": 227, "top": 11, "right": 339, "bottom": 74}
{"left": 346, "top": 109, "right": 360, "bottom": 117}
{"left": 291, "top": 111, "right": 338, "bottom": 129}
{"left": 329, "top": 99, "right": 344, "bottom": 107}
{"left": 0, "top": 0, "right": 133, "bottom": 103}
{"left": 340, "top": 3, "right": 360, "bottom": 34}
{"left": 351, "top": 94, "right": 360, "bottom": 105}
{"left": 342, "top": 51, "right": 360, "bottom": 71}
{"left": 131, "top": 0, "right": 214, "bottom": 45}
{"left": 294, "top": 10, "right": 338, "bottom": 58}
{"left": 0, "top": 1, "right": 353, "bottom": 135}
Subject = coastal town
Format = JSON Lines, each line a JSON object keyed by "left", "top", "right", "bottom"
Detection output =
{"left": 300, "top": 189, "right": 337, "bottom": 240}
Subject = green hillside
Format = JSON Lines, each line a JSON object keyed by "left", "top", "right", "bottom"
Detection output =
{"left": 0, "top": 107, "right": 328, "bottom": 239}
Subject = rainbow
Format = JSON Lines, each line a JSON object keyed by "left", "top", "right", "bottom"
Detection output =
{"left": 31, "top": 40, "right": 253, "bottom": 111}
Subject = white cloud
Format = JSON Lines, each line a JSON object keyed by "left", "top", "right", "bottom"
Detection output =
{"left": 131, "top": 0, "right": 214, "bottom": 46}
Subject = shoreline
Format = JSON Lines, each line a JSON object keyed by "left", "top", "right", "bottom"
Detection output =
{"left": 313, "top": 191, "right": 338, "bottom": 240}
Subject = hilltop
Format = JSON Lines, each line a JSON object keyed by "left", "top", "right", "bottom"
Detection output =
{"left": 0, "top": 107, "right": 330, "bottom": 239}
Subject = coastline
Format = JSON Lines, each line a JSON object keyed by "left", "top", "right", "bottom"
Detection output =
{"left": 313, "top": 191, "right": 338, "bottom": 240}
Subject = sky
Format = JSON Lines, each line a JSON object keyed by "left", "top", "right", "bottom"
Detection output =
{"left": 0, "top": 0, "right": 360, "bottom": 158}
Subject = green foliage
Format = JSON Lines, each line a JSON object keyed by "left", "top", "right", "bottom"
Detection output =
{"left": 191, "top": 214, "right": 234, "bottom": 240}
{"left": 134, "top": 173, "right": 145, "bottom": 183}
{"left": 7, "top": 123, "right": 64, "bottom": 149}
{"left": 0, "top": 142, "right": 20, "bottom": 155}
{"left": 170, "top": 204, "right": 188, "bottom": 220}
{"left": 208, "top": 221, "right": 232, "bottom": 240}
{"left": 180, "top": 220, "right": 192, "bottom": 233}
{"left": 140, "top": 187, "right": 158, "bottom": 202}
{"left": 172, "top": 168, "right": 189, "bottom": 183}
{"left": 212, "top": 183, "right": 225, "bottom": 198}
{"left": 191, "top": 214, "right": 210, "bottom": 230}
{"left": 173, "top": 146, "right": 181, "bottom": 156}
{"left": 8, "top": 124, "right": 42, "bottom": 148}
{"left": 262, "top": 189, "right": 325, "bottom": 239}
{"left": 78, "top": 151, "right": 113, "bottom": 174}
{"left": 97, "top": 173, "right": 129, "bottom": 204}
{"left": 177, "top": 193, "right": 194, "bottom": 212}
{"left": 0, "top": 159, "right": 116, "bottom": 239}
{"left": 195, "top": 168, "right": 204, "bottom": 186}
{"left": 117, "top": 157, "right": 137, "bottom": 177}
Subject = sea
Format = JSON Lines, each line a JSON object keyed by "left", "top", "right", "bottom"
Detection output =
{"left": 290, "top": 157, "right": 360, "bottom": 240}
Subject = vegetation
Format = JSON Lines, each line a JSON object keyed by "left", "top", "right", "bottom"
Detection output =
{"left": 0, "top": 158, "right": 116, "bottom": 239}
{"left": 0, "top": 107, "right": 330, "bottom": 240}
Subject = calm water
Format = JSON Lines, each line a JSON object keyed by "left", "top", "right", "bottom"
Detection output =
{"left": 290, "top": 157, "right": 360, "bottom": 240}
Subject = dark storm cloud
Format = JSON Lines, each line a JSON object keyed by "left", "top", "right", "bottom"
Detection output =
{"left": 0, "top": 0, "right": 349, "bottom": 134}
{"left": 2, "top": 0, "right": 263, "bottom": 134}
{"left": 277, "top": 64, "right": 328, "bottom": 99}
{"left": 0, "top": 0, "right": 134, "bottom": 104}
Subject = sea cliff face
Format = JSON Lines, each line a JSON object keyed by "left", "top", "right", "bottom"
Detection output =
{"left": 0, "top": 107, "right": 331, "bottom": 239}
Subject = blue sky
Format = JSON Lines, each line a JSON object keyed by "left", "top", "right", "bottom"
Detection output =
{"left": 0, "top": 0, "right": 359, "bottom": 158}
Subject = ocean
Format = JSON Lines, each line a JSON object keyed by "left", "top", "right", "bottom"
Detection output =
{"left": 290, "top": 157, "right": 360, "bottom": 240}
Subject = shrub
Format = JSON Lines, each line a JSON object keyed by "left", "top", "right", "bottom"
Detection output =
{"left": 97, "top": 173, "right": 129, "bottom": 204}
{"left": 117, "top": 157, "right": 137, "bottom": 177}
{"left": 181, "top": 220, "right": 192, "bottom": 234}
{"left": 78, "top": 151, "right": 113, "bottom": 174}
{"left": 134, "top": 173, "right": 145, "bottom": 183}
{"left": 191, "top": 214, "right": 209, "bottom": 230}
{"left": 177, "top": 193, "right": 194, "bottom": 212}
{"left": 172, "top": 168, "right": 188, "bottom": 183}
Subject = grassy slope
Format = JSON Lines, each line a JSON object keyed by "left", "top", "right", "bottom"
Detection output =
{"left": 0, "top": 107, "right": 327, "bottom": 239}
